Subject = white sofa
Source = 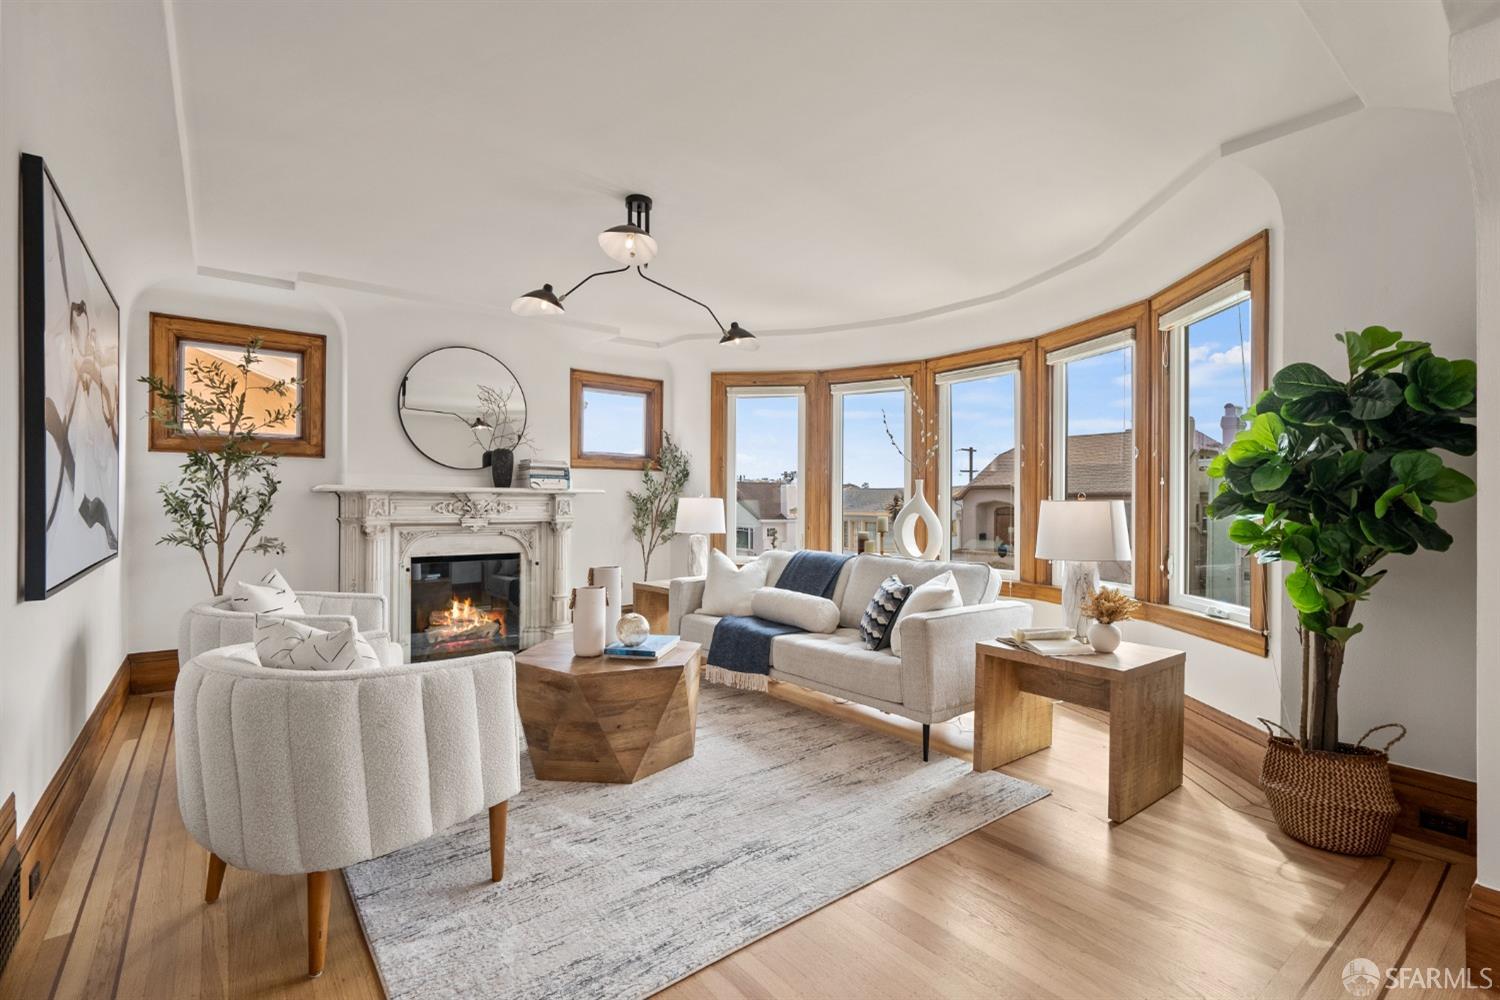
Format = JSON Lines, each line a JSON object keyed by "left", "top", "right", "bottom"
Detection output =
{"left": 174, "top": 644, "right": 520, "bottom": 977}
{"left": 668, "top": 551, "right": 1032, "bottom": 759}
{"left": 179, "top": 590, "right": 402, "bottom": 667}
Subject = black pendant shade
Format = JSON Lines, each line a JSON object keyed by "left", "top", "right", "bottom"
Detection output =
{"left": 510, "top": 282, "right": 565, "bottom": 316}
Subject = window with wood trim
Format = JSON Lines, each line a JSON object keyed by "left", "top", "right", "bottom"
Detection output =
{"left": 726, "top": 385, "right": 806, "bottom": 558}
{"left": 148, "top": 313, "right": 326, "bottom": 457}
{"left": 569, "top": 369, "right": 663, "bottom": 470}
{"left": 1046, "top": 331, "right": 1135, "bottom": 587}
{"left": 937, "top": 361, "right": 1022, "bottom": 576}
{"left": 831, "top": 379, "right": 910, "bottom": 555}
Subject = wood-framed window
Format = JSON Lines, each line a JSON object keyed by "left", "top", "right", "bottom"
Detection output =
{"left": 148, "top": 313, "right": 326, "bottom": 457}
{"left": 569, "top": 369, "right": 664, "bottom": 470}
{"left": 711, "top": 371, "right": 822, "bottom": 554}
{"left": 707, "top": 230, "right": 1270, "bottom": 655}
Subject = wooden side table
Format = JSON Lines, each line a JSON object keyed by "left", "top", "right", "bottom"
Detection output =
{"left": 973, "top": 639, "right": 1185, "bottom": 823}
{"left": 631, "top": 579, "right": 673, "bottom": 635}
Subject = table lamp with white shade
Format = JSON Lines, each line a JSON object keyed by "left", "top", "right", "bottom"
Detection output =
{"left": 1033, "top": 499, "right": 1132, "bottom": 640}
{"left": 675, "top": 497, "right": 726, "bottom": 577}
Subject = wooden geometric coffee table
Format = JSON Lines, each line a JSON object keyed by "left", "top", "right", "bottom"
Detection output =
{"left": 514, "top": 638, "right": 702, "bottom": 783}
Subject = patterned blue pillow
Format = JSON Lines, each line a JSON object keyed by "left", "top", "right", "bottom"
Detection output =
{"left": 859, "top": 574, "right": 913, "bottom": 651}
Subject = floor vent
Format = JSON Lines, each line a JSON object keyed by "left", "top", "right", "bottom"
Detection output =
{"left": 0, "top": 846, "right": 19, "bottom": 978}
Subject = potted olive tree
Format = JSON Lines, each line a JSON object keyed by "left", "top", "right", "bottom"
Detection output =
{"left": 1208, "top": 327, "right": 1474, "bottom": 855}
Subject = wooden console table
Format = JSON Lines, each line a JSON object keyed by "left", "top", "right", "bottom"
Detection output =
{"left": 973, "top": 639, "right": 1185, "bottom": 823}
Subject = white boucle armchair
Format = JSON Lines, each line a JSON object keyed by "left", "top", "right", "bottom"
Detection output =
{"left": 179, "top": 590, "right": 402, "bottom": 666}
{"left": 175, "top": 644, "right": 520, "bottom": 977}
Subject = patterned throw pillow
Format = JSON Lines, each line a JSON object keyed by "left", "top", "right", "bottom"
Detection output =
{"left": 858, "top": 574, "right": 913, "bottom": 651}
{"left": 253, "top": 615, "right": 381, "bottom": 671}
{"left": 228, "top": 568, "right": 306, "bottom": 615}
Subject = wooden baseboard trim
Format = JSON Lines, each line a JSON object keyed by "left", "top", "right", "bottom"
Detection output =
{"left": 17, "top": 657, "right": 130, "bottom": 925}
{"left": 1183, "top": 695, "right": 1476, "bottom": 855}
{"left": 1, "top": 793, "right": 15, "bottom": 862}
{"left": 1468, "top": 884, "right": 1500, "bottom": 983}
{"left": 127, "top": 649, "right": 179, "bottom": 694}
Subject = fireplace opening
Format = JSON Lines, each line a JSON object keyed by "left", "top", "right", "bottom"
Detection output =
{"left": 410, "top": 553, "right": 522, "bottom": 662}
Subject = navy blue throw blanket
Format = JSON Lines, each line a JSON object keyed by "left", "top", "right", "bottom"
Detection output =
{"left": 706, "top": 551, "right": 852, "bottom": 689}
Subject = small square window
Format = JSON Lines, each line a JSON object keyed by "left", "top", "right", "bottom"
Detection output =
{"left": 570, "top": 370, "right": 663, "bottom": 470}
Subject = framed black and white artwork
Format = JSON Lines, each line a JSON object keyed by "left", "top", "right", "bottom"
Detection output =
{"left": 20, "top": 153, "right": 121, "bottom": 600}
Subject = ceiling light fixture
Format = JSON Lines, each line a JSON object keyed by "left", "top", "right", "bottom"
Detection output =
{"left": 512, "top": 193, "right": 756, "bottom": 349}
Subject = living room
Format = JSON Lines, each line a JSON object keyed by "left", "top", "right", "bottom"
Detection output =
{"left": 1, "top": 2, "right": 1498, "bottom": 998}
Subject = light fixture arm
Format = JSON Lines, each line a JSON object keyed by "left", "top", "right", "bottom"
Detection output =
{"left": 634, "top": 265, "right": 727, "bottom": 335}
{"left": 560, "top": 265, "right": 630, "bottom": 301}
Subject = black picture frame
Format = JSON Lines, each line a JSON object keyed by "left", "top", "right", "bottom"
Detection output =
{"left": 20, "top": 152, "right": 122, "bottom": 600}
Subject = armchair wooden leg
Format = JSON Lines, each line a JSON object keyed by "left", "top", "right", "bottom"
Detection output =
{"left": 307, "top": 871, "right": 331, "bottom": 978}
{"left": 205, "top": 853, "right": 227, "bottom": 903}
{"left": 489, "top": 801, "right": 509, "bottom": 883}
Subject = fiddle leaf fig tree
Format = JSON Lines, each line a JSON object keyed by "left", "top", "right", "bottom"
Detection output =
{"left": 1207, "top": 327, "right": 1475, "bottom": 753}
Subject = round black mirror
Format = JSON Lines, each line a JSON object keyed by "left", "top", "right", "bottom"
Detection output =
{"left": 397, "top": 347, "right": 527, "bottom": 471}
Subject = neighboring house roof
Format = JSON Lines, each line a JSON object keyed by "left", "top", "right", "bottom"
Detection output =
{"left": 736, "top": 478, "right": 789, "bottom": 520}
{"left": 841, "top": 485, "right": 904, "bottom": 516}
{"left": 950, "top": 429, "right": 1214, "bottom": 501}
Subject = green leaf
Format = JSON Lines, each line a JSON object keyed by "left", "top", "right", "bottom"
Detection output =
{"left": 1227, "top": 519, "right": 1264, "bottom": 545}
{"left": 1253, "top": 389, "right": 1286, "bottom": 415}
{"left": 1392, "top": 507, "right": 1453, "bottom": 551}
{"left": 1358, "top": 510, "right": 1413, "bottom": 551}
{"left": 1282, "top": 532, "right": 1316, "bottom": 565}
{"left": 1348, "top": 376, "right": 1403, "bottom": 420}
{"left": 1338, "top": 329, "right": 1368, "bottom": 370}
{"left": 1360, "top": 326, "right": 1401, "bottom": 353}
{"left": 1226, "top": 437, "right": 1271, "bottom": 465}
{"left": 1285, "top": 568, "right": 1326, "bottom": 613}
{"left": 1423, "top": 420, "right": 1476, "bottom": 456}
{"left": 1250, "top": 460, "right": 1291, "bottom": 491}
{"left": 1326, "top": 623, "right": 1365, "bottom": 643}
{"left": 1374, "top": 483, "right": 1407, "bottom": 519}
{"left": 1391, "top": 450, "right": 1442, "bottom": 485}
{"left": 1281, "top": 394, "right": 1349, "bottom": 426}
{"left": 1362, "top": 340, "right": 1430, "bottom": 373}
{"left": 1246, "top": 411, "right": 1285, "bottom": 451}
{"left": 1413, "top": 466, "right": 1476, "bottom": 503}
{"left": 1273, "top": 363, "right": 1344, "bottom": 400}
{"left": 1206, "top": 453, "right": 1228, "bottom": 479}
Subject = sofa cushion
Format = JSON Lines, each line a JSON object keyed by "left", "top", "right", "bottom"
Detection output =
{"left": 858, "top": 575, "right": 912, "bottom": 651}
{"left": 701, "top": 550, "right": 767, "bottom": 616}
{"left": 750, "top": 588, "right": 839, "bottom": 633}
{"left": 253, "top": 615, "right": 380, "bottom": 671}
{"left": 891, "top": 570, "right": 963, "bottom": 655}
{"left": 229, "top": 568, "right": 306, "bottom": 615}
{"left": 837, "top": 555, "right": 992, "bottom": 627}
{"left": 770, "top": 629, "right": 903, "bottom": 704}
{"left": 680, "top": 612, "right": 721, "bottom": 650}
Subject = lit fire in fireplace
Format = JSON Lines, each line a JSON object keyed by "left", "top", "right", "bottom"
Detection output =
{"left": 426, "top": 596, "right": 506, "bottom": 647}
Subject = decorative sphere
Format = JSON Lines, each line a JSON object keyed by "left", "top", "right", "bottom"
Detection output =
{"left": 617, "top": 612, "right": 650, "bottom": 647}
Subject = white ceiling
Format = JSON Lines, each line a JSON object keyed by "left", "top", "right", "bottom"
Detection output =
{"left": 167, "top": 1, "right": 1441, "bottom": 344}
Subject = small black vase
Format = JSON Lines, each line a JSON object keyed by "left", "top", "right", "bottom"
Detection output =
{"left": 484, "top": 448, "right": 514, "bottom": 487}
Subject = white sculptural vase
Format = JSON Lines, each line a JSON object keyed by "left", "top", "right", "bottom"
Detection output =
{"left": 571, "top": 586, "right": 607, "bottom": 657}
{"left": 892, "top": 479, "right": 943, "bottom": 561}
{"left": 588, "top": 565, "right": 622, "bottom": 643}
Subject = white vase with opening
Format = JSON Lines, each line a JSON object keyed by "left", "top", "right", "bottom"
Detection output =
{"left": 892, "top": 479, "right": 944, "bottom": 561}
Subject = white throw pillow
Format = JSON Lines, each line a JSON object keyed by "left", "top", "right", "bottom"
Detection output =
{"left": 750, "top": 588, "right": 840, "bottom": 634}
{"left": 700, "top": 550, "right": 768, "bottom": 616}
{"left": 253, "top": 615, "right": 380, "bottom": 671}
{"left": 228, "top": 568, "right": 305, "bottom": 615}
{"left": 891, "top": 570, "right": 963, "bottom": 655}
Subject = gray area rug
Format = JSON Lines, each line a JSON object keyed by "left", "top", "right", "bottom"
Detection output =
{"left": 345, "top": 685, "right": 1048, "bottom": 1000}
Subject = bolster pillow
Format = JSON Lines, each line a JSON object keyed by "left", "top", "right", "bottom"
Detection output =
{"left": 750, "top": 588, "right": 840, "bottom": 634}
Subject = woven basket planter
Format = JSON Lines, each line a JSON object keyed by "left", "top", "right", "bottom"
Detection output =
{"left": 1258, "top": 721, "right": 1405, "bottom": 857}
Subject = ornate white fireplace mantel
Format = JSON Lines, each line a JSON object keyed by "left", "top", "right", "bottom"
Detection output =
{"left": 313, "top": 485, "right": 602, "bottom": 654}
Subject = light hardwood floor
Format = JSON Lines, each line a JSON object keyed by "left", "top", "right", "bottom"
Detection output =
{"left": 0, "top": 686, "right": 1475, "bottom": 999}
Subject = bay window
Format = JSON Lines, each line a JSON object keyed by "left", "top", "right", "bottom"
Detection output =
{"left": 725, "top": 386, "right": 805, "bottom": 560}
{"left": 937, "top": 362, "right": 1021, "bottom": 575}
{"left": 831, "top": 380, "right": 909, "bottom": 555}
{"left": 1047, "top": 332, "right": 1134, "bottom": 586}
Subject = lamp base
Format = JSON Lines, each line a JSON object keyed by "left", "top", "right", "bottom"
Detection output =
{"left": 687, "top": 534, "right": 709, "bottom": 577}
{"left": 1060, "top": 561, "right": 1101, "bottom": 640}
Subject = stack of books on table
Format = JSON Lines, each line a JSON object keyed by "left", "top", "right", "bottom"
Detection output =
{"left": 604, "top": 635, "right": 680, "bottom": 660}
{"left": 517, "top": 458, "right": 570, "bottom": 490}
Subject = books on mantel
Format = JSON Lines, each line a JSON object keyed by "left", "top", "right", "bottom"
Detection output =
{"left": 604, "top": 635, "right": 680, "bottom": 660}
{"left": 996, "top": 626, "right": 1095, "bottom": 657}
{"left": 517, "top": 458, "right": 570, "bottom": 490}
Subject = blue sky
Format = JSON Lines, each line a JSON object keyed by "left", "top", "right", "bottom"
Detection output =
{"left": 580, "top": 388, "right": 647, "bottom": 455}
{"left": 730, "top": 300, "right": 1249, "bottom": 488}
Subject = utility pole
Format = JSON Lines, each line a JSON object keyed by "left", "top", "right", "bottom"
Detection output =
{"left": 957, "top": 446, "right": 978, "bottom": 483}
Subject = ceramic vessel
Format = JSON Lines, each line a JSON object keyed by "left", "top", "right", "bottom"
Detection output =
{"left": 484, "top": 448, "right": 514, "bottom": 487}
{"left": 571, "top": 586, "right": 607, "bottom": 657}
{"left": 617, "top": 612, "right": 650, "bottom": 647}
{"left": 1087, "top": 620, "right": 1122, "bottom": 653}
{"left": 892, "top": 478, "right": 943, "bottom": 560}
{"left": 589, "top": 565, "right": 621, "bottom": 642}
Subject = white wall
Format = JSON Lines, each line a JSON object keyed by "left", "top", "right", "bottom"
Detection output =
{"left": 668, "top": 107, "right": 1479, "bottom": 778}
{"left": 123, "top": 278, "right": 345, "bottom": 651}
{"left": 0, "top": 1, "right": 193, "bottom": 830}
